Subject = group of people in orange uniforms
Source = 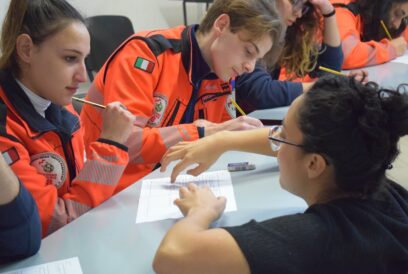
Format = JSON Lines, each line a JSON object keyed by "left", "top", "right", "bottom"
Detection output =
{"left": 1, "top": 0, "right": 407, "bottom": 269}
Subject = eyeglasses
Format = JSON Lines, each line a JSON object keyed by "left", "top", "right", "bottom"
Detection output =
{"left": 268, "top": 126, "right": 304, "bottom": 152}
{"left": 268, "top": 126, "right": 331, "bottom": 164}
{"left": 291, "top": 0, "right": 311, "bottom": 15}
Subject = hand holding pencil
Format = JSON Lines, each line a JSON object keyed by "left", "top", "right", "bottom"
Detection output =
{"left": 100, "top": 101, "right": 135, "bottom": 145}
{"left": 73, "top": 97, "right": 135, "bottom": 145}
{"left": 319, "top": 66, "right": 369, "bottom": 83}
{"left": 380, "top": 20, "right": 408, "bottom": 56}
{"left": 389, "top": 37, "right": 408, "bottom": 57}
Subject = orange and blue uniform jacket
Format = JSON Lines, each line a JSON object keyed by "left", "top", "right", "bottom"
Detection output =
{"left": 80, "top": 25, "right": 235, "bottom": 191}
{"left": 331, "top": 0, "right": 408, "bottom": 68}
{"left": 0, "top": 70, "right": 129, "bottom": 237}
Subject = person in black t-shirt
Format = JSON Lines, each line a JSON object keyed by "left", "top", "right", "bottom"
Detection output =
{"left": 154, "top": 75, "right": 408, "bottom": 274}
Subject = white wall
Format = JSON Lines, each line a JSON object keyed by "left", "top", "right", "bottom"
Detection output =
{"left": 0, "top": 0, "right": 207, "bottom": 35}
{"left": 0, "top": 0, "right": 10, "bottom": 27}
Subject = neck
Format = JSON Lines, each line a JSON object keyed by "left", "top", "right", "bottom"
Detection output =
{"left": 17, "top": 64, "right": 41, "bottom": 98}
{"left": 195, "top": 30, "right": 214, "bottom": 71}
{"left": 304, "top": 181, "right": 350, "bottom": 206}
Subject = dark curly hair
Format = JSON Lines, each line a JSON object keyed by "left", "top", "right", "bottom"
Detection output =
{"left": 298, "top": 75, "right": 408, "bottom": 195}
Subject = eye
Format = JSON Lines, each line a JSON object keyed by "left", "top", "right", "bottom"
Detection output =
{"left": 279, "top": 129, "right": 287, "bottom": 140}
{"left": 245, "top": 47, "right": 254, "bottom": 58}
{"left": 64, "top": 56, "right": 77, "bottom": 63}
{"left": 395, "top": 9, "right": 405, "bottom": 18}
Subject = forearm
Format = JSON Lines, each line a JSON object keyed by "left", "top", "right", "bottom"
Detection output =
{"left": 323, "top": 13, "right": 341, "bottom": 47}
{"left": 216, "top": 128, "right": 275, "bottom": 156}
{"left": 0, "top": 155, "right": 19, "bottom": 205}
{"left": 302, "top": 82, "right": 314, "bottom": 92}
{"left": 154, "top": 210, "right": 214, "bottom": 274}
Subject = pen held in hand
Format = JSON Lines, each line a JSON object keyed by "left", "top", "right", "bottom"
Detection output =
{"left": 72, "top": 96, "right": 106, "bottom": 109}
{"left": 230, "top": 98, "right": 246, "bottom": 116}
{"left": 380, "top": 20, "right": 392, "bottom": 40}
{"left": 318, "top": 66, "right": 345, "bottom": 76}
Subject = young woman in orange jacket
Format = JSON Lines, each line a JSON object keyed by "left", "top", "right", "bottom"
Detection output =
{"left": 0, "top": 0, "right": 135, "bottom": 236}
{"left": 332, "top": 0, "right": 408, "bottom": 68}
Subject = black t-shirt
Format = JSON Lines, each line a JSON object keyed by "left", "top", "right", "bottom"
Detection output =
{"left": 224, "top": 180, "right": 408, "bottom": 274}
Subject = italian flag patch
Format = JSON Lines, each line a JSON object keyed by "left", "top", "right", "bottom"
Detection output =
{"left": 2, "top": 147, "right": 19, "bottom": 166}
{"left": 134, "top": 57, "right": 155, "bottom": 73}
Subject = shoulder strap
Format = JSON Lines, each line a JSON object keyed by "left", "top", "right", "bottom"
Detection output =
{"left": 102, "top": 33, "right": 183, "bottom": 84}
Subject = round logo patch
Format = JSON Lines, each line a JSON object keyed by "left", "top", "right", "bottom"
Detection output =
{"left": 30, "top": 152, "right": 67, "bottom": 189}
{"left": 148, "top": 94, "right": 168, "bottom": 127}
{"left": 225, "top": 95, "right": 237, "bottom": 119}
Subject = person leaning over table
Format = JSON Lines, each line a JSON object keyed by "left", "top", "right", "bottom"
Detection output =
{"left": 155, "top": 75, "right": 408, "bottom": 274}
{"left": 331, "top": 0, "right": 408, "bottom": 69}
{"left": 80, "top": 0, "right": 286, "bottom": 192}
{"left": 235, "top": 0, "right": 368, "bottom": 114}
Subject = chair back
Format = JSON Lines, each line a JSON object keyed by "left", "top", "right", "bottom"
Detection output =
{"left": 85, "top": 15, "right": 134, "bottom": 81}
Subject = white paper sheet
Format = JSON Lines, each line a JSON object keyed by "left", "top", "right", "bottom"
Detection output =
{"left": 2, "top": 257, "right": 82, "bottom": 274}
{"left": 391, "top": 50, "right": 408, "bottom": 64}
{"left": 136, "top": 170, "right": 237, "bottom": 223}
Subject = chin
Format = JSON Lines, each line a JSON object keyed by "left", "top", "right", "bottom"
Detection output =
{"left": 54, "top": 97, "right": 72, "bottom": 107}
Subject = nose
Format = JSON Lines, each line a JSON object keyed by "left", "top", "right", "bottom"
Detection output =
{"left": 74, "top": 61, "right": 88, "bottom": 83}
{"left": 294, "top": 8, "right": 302, "bottom": 19}
{"left": 243, "top": 58, "right": 257, "bottom": 73}
{"left": 393, "top": 18, "right": 402, "bottom": 29}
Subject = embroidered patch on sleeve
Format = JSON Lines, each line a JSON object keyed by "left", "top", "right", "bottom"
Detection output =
{"left": 2, "top": 147, "right": 20, "bottom": 166}
{"left": 225, "top": 95, "right": 237, "bottom": 119}
{"left": 134, "top": 57, "right": 155, "bottom": 73}
{"left": 147, "top": 94, "right": 168, "bottom": 127}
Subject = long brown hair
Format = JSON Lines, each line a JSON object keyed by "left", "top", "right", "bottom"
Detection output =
{"left": 279, "top": 5, "right": 322, "bottom": 79}
{"left": 0, "top": 0, "right": 85, "bottom": 76}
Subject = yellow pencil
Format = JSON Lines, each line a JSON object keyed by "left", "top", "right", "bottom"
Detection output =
{"left": 230, "top": 97, "right": 246, "bottom": 116}
{"left": 380, "top": 20, "right": 392, "bottom": 40}
{"left": 318, "top": 66, "right": 345, "bottom": 76}
{"left": 72, "top": 96, "right": 106, "bottom": 109}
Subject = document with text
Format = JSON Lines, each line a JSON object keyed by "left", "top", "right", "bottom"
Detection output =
{"left": 2, "top": 257, "right": 82, "bottom": 274}
{"left": 136, "top": 170, "right": 237, "bottom": 223}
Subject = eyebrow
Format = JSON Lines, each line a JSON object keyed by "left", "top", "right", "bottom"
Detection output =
{"left": 62, "top": 49, "right": 85, "bottom": 55}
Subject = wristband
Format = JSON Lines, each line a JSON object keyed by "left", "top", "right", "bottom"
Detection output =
{"left": 323, "top": 9, "right": 336, "bottom": 18}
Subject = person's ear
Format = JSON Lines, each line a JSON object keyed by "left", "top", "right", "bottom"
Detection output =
{"left": 213, "top": 13, "right": 231, "bottom": 35}
{"left": 305, "top": 153, "right": 327, "bottom": 179}
{"left": 15, "top": 34, "right": 34, "bottom": 64}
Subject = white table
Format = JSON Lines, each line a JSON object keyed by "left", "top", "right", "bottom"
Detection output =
{"left": 0, "top": 152, "right": 306, "bottom": 274}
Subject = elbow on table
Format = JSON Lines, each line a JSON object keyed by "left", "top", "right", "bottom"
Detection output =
{"left": 153, "top": 245, "right": 184, "bottom": 274}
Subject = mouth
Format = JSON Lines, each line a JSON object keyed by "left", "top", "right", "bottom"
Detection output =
{"left": 66, "top": 86, "right": 79, "bottom": 94}
{"left": 232, "top": 68, "right": 240, "bottom": 78}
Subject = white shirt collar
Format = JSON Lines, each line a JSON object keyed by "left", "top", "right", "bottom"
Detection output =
{"left": 15, "top": 79, "right": 51, "bottom": 118}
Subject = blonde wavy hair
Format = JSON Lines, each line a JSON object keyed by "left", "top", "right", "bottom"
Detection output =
{"left": 278, "top": 6, "right": 322, "bottom": 79}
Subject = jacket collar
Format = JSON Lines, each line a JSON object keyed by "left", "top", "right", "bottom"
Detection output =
{"left": 181, "top": 25, "right": 218, "bottom": 86}
{"left": 0, "top": 70, "right": 80, "bottom": 135}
